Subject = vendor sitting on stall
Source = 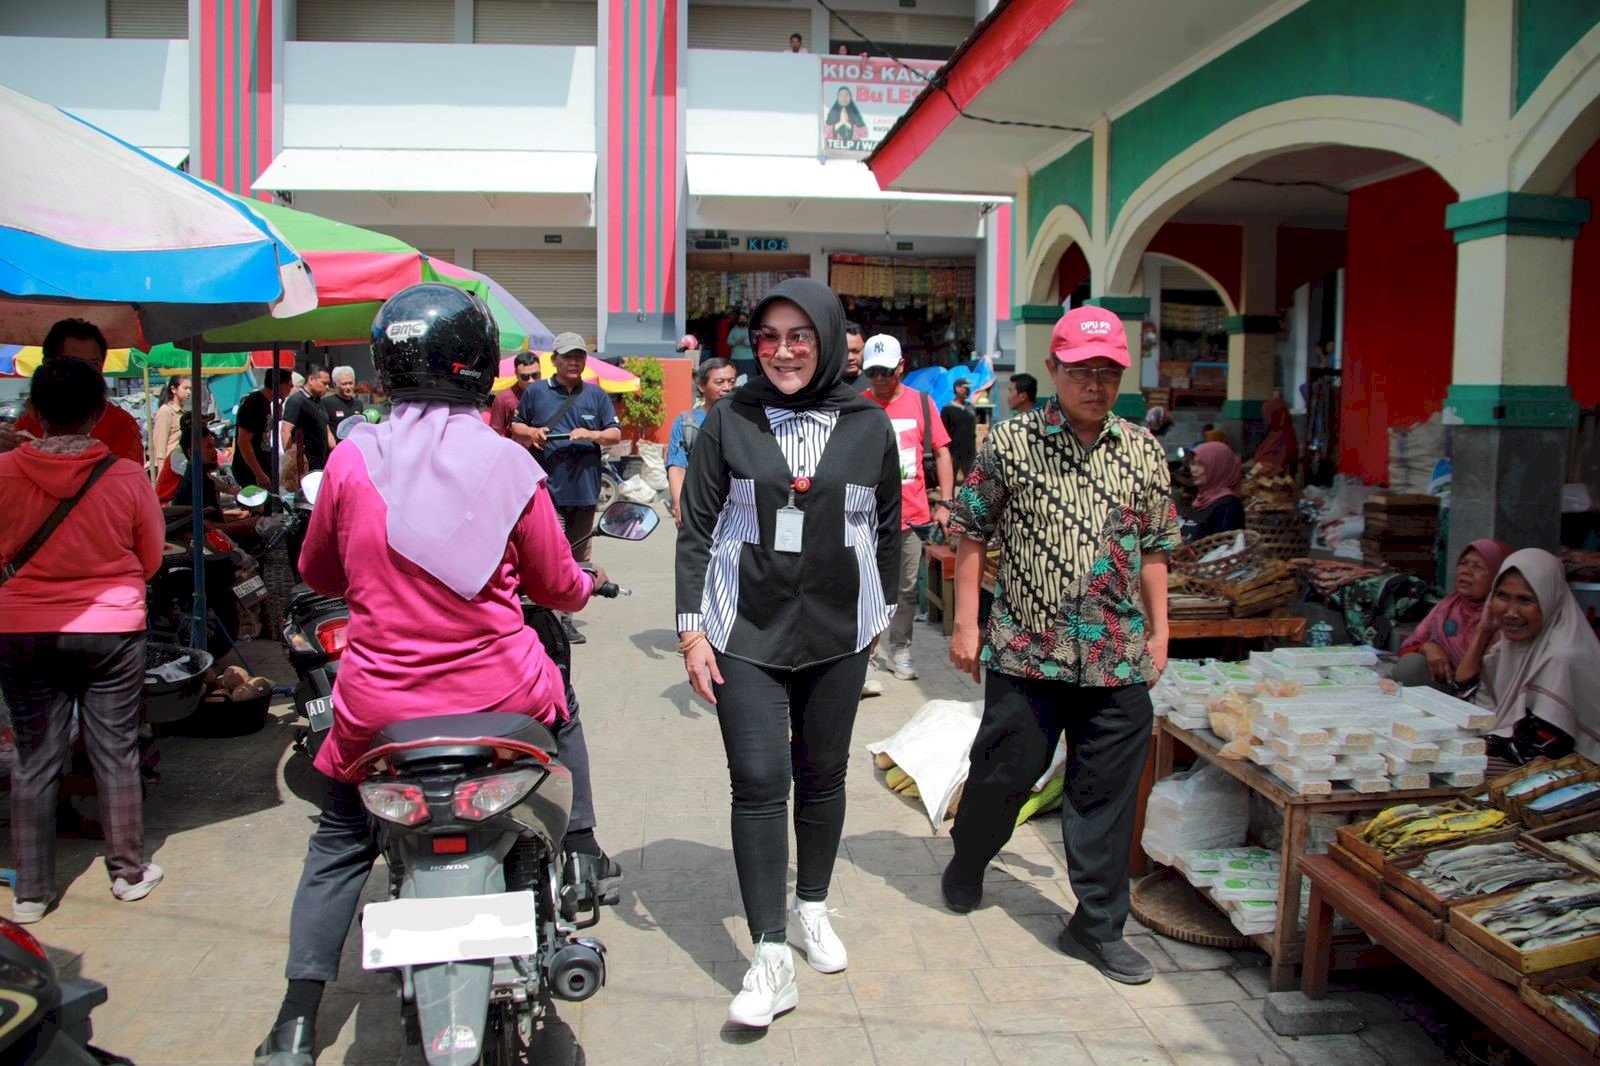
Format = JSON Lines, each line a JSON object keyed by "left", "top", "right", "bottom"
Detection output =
{"left": 1456, "top": 547, "right": 1600, "bottom": 770}
{"left": 1179, "top": 441, "right": 1245, "bottom": 541}
{"left": 163, "top": 416, "right": 258, "bottom": 543}
{"left": 1391, "top": 539, "right": 1510, "bottom": 690}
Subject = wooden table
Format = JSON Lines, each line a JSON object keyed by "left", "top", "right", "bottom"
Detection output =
{"left": 923, "top": 543, "right": 958, "bottom": 636}
{"left": 1168, "top": 617, "right": 1307, "bottom": 643}
{"left": 1300, "top": 855, "right": 1588, "bottom": 1066}
{"left": 1152, "top": 721, "right": 1459, "bottom": 992}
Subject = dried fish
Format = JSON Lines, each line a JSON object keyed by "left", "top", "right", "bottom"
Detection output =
{"left": 1506, "top": 768, "right": 1582, "bottom": 797}
{"left": 1410, "top": 843, "right": 1573, "bottom": 899}
{"left": 1545, "top": 832, "right": 1600, "bottom": 876}
{"left": 1474, "top": 882, "right": 1600, "bottom": 949}
{"left": 1527, "top": 781, "right": 1600, "bottom": 814}
{"left": 1549, "top": 992, "right": 1600, "bottom": 1036}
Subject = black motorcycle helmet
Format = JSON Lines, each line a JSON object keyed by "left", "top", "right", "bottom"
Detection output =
{"left": 370, "top": 283, "right": 500, "bottom": 406}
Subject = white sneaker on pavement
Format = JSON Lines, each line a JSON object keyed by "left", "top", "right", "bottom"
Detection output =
{"left": 788, "top": 900, "right": 847, "bottom": 973}
{"left": 111, "top": 863, "right": 163, "bottom": 903}
{"left": 861, "top": 660, "right": 884, "bottom": 698}
{"left": 727, "top": 941, "right": 798, "bottom": 1027}
{"left": 891, "top": 651, "right": 917, "bottom": 680}
{"left": 12, "top": 895, "right": 54, "bottom": 925}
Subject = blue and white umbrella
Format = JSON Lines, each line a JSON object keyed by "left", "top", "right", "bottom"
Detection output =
{"left": 0, "top": 83, "right": 315, "bottom": 348}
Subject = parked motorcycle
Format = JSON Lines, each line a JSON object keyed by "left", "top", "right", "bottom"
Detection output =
{"left": 0, "top": 915, "right": 129, "bottom": 1064}
{"left": 347, "top": 500, "right": 657, "bottom": 1064}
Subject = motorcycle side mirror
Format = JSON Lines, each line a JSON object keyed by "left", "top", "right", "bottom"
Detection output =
{"left": 597, "top": 501, "right": 659, "bottom": 541}
{"left": 236, "top": 485, "right": 270, "bottom": 510}
{"left": 1176, "top": 447, "right": 1187, "bottom": 462}
{"left": 299, "top": 471, "right": 325, "bottom": 507}
{"left": 336, "top": 417, "right": 364, "bottom": 442}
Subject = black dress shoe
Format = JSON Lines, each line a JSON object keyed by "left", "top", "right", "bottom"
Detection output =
{"left": 562, "top": 620, "right": 587, "bottom": 645}
{"left": 571, "top": 851, "right": 623, "bottom": 906}
{"left": 254, "top": 1016, "right": 315, "bottom": 1066}
{"left": 941, "top": 860, "right": 983, "bottom": 914}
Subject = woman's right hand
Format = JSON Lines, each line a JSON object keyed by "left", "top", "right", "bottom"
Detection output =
{"left": 684, "top": 636, "right": 723, "bottom": 705}
{"left": 1420, "top": 641, "right": 1451, "bottom": 683}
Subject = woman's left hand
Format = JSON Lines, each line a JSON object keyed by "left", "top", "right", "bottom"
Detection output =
{"left": 684, "top": 638, "right": 722, "bottom": 705}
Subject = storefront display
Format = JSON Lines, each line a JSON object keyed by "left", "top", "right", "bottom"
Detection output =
{"left": 829, "top": 254, "right": 975, "bottom": 369}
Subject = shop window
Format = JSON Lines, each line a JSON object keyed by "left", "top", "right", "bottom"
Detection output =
{"left": 687, "top": 3, "right": 809, "bottom": 52}
{"left": 474, "top": 0, "right": 598, "bottom": 46}
{"left": 295, "top": 0, "right": 454, "bottom": 43}
{"left": 108, "top": 0, "right": 188, "bottom": 38}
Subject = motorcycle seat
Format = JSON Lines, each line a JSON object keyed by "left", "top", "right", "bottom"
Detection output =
{"left": 375, "top": 712, "right": 557, "bottom": 769}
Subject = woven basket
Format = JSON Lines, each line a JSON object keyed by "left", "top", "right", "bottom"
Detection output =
{"left": 1248, "top": 508, "right": 1310, "bottom": 561}
{"left": 1171, "top": 530, "right": 1261, "bottom": 582}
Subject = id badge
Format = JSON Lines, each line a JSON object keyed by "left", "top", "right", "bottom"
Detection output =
{"left": 773, "top": 506, "right": 804, "bottom": 554}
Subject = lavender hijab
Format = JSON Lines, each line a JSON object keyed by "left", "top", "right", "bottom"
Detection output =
{"left": 346, "top": 402, "right": 545, "bottom": 600}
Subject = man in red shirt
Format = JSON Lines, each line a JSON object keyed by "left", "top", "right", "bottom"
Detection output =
{"left": 1, "top": 319, "right": 144, "bottom": 465}
{"left": 863, "top": 334, "right": 953, "bottom": 683}
{"left": 490, "top": 351, "right": 540, "bottom": 439}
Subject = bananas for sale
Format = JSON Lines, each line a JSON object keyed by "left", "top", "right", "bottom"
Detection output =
{"left": 1361, "top": 804, "right": 1507, "bottom": 855}
{"left": 884, "top": 766, "right": 920, "bottom": 799}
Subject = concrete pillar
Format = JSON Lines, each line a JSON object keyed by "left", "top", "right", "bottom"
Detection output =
{"left": 1222, "top": 223, "right": 1278, "bottom": 450}
{"left": 1086, "top": 295, "right": 1149, "bottom": 418}
{"left": 1012, "top": 305, "right": 1058, "bottom": 384}
{"left": 1443, "top": 192, "right": 1589, "bottom": 567}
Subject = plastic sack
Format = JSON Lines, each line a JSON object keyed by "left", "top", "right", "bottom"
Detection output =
{"left": 1141, "top": 763, "right": 1249, "bottom": 866}
{"left": 1207, "top": 693, "right": 1263, "bottom": 759}
{"left": 617, "top": 475, "right": 656, "bottom": 504}
{"left": 636, "top": 440, "right": 669, "bottom": 493}
{"left": 866, "top": 699, "right": 983, "bottom": 832}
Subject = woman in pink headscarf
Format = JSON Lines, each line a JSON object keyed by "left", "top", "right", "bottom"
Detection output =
{"left": 1253, "top": 390, "right": 1299, "bottom": 477}
{"left": 1179, "top": 441, "right": 1245, "bottom": 542}
{"left": 1392, "top": 539, "right": 1511, "bottom": 689}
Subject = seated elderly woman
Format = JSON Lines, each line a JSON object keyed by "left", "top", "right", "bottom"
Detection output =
{"left": 1391, "top": 539, "right": 1510, "bottom": 689}
{"left": 1179, "top": 441, "right": 1245, "bottom": 542}
{"left": 1456, "top": 548, "right": 1600, "bottom": 769}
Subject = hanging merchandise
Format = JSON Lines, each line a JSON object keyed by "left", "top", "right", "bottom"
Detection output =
{"left": 686, "top": 269, "right": 809, "bottom": 318}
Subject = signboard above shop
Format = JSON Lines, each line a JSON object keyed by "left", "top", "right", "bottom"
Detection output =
{"left": 820, "top": 56, "right": 943, "bottom": 161}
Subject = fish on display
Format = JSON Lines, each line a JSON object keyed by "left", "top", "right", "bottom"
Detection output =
{"left": 1410, "top": 843, "right": 1574, "bottom": 899}
{"left": 1546, "top": 831, "right": 1600, "bottom": 876}
{"left": 1527, "top": 781, "right": 1600, "bottom": 815}
{"left": 1474, "top": 882, "right": 1600, "bottom": 949}
{"left": 1506, "top": 768, "right": 1582, "bottom": 797}
{"left": 1550, "top": 990, "right": 1600, "bottom": 1036}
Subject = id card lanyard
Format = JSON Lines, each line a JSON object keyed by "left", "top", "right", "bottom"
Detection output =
{"left": 773, "top": 476, "right": 811, "bottom": 554}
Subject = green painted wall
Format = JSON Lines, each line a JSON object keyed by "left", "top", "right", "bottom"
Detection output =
{"left": 1028, "top": 138, "right": 1094, "bottom": 249}
{"left": 1107, "top": 0, "right": 1465, "bottom": 230}
{"left": 1517, "top": 0, "right": 1600, "bottom": 109}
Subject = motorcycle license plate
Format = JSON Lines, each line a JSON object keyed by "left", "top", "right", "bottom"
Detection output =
{"left": 232, "top": 574, "right": 267, "bottom": 608}
{"left": 361, "top": 892, "right": 538, "bottom": 970}
{"left": 305, "top": 696, "right": 334, "bottom": 734}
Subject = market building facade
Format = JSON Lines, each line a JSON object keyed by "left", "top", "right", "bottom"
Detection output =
{"left": 0, "top": 0, "right": 1012, "bottom": 372}
{"left": 868, "top": 0, "right": 1600, "bottom": 570}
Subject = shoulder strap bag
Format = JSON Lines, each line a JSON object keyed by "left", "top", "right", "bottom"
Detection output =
{"left": 0, "top": 455, "right": 120, "bottom": 586}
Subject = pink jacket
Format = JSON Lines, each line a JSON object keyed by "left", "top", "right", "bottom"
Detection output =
{"left": 300, "top": 442, "right": 594, "bottom": 782}
{"left": 0, "top": 438, "right": 164, "bottom": 634}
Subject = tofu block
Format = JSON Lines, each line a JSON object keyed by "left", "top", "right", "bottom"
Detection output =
{"left": 1350, "top": 777, "right": 1393, "bottom": 794}
{"left": 1246, "top": 746, "right": 1280, "bottom": 766}
{"left": 1437, "top": 771, "right": 1486, "bottom": 788}
{"left": 1283, "top": 778, "right": 1333, "bottom": 796}
{"left": 1329, "top": 665, "right": 1380, "bottom": 686}
{"left": 1400, "top": 686, "right": 1497, "bottom": 730}
{"left": 1390, "top": 772, "right": 1432, "bottom": 791}
{"left": 1439, "top": 736, "right": 1488, "bottom": 757}
{"left": 1392, "top": 718, "right": 1468, "bottom": 743}
{"left": 1326, "top": 727, "right": 1377, "bottom": 752}
{"left": 1268, "top": 735, "right": 1331, "bottom": 758}
{"left": 1271, "top": 765, "right": 1333, "bottom": 794}
{"left": 1286, "top": 752, "right": 1336, "bottom": 772}
{"left": 1431, "top": 753, "right": 1489, "bottom": 774}
{"left": 1338, "top": 754, "right": 1388, "bottom": 775}
{"left": 1382, "top": 737, "right": 1440, "bottom": 763}
{"left": 1259, "top": 660, "right": 1324, "bottom": 684}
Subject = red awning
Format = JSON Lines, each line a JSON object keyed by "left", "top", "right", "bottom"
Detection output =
{"left": 250, "top": 350, "right": 296, "bottom": 369}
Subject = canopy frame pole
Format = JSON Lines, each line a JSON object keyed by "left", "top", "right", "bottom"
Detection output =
{"left": 186, "top": 335, "right": 207, "bottom": 651}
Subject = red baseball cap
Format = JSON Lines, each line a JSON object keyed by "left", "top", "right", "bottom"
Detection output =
{"left": 1050, "top": 306, "right": 1130, "bottom": 368}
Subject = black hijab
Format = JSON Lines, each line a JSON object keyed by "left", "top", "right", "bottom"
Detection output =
{"left": 733, "top": 278, "right": 877, "bottom": 413}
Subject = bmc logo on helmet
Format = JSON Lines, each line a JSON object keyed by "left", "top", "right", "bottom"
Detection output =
{"left": 451, "top": 362, "right": 484, "bottom": 379}
{"left": 1079, "top": 318, "right": 1113, "bottom": 336}
{"left": 385, "top": 320, "right": 429, "bottom": 341}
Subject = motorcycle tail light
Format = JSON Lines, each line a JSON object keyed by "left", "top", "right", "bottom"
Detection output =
{"left": 284, "top": 629, "right": 316, "bottom": 655}
{"left": 452, "top": 770, "right": 540, "bottom": 821}
{"left": 316, "top": 618, "right": 350, "bottom": 656}
{"left": 0, "top": 919, "right": 47, "bottom": 962}
{"left": 359, "top": 782, "right": 430, "bottom": 826}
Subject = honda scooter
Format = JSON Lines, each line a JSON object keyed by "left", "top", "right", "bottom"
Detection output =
{"left": 0, "top": 915, "right": 129, "bottom": 1064}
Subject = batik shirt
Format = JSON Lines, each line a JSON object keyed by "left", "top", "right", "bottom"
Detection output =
{"left": 948, "top": 401, "right": 1180, "bottom": 686}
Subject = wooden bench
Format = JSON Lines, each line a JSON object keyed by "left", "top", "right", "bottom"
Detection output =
{"left": 923, "top": 542, "right": 957, "bottom": 635}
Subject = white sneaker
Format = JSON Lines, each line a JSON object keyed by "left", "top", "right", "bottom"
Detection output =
{"left": 788, "top": 900, "right": 847, "bottom": 973}
{"left": 861, "top": 660, "right": 884, "bottom": 698}
{"left": 891, "top": 651, "right": 917, "bottom": 680}
{"left": 727, "top": 942, "right": 798, "bottom": 1027}
{"left": 12, "top": 895, "right": 54, "bottom": 925}
{"left": 111, "top": 863, "right": 163, "bottom": 902}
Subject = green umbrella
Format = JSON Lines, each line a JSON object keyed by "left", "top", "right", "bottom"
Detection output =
{"left": 132, "top": 343, "right": 256, "bottom": 375}
{"left": 192, "top": 197, "right": 546, "bottom": 352}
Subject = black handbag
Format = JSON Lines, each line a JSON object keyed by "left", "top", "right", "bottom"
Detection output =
{"left": 1484, "top": 707, "right": 1576, "bottom": 766}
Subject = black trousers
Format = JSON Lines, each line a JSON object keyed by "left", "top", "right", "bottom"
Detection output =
{"left": 284, "top": 706, "right": 597, "bottom": 982}
{"left": 712, "top": 648, "right": 870, "bottom": 942}
{"left": 949, "top": 671, "right": 1153, "bottom": 945}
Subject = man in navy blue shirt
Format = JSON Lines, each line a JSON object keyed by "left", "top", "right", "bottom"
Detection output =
{"left": 512, "top": 332, "right": 621, "bottom": 641}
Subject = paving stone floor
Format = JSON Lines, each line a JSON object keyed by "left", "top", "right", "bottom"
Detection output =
{"left": 4, "top": 520, "right": 1481, "bottom": 1063}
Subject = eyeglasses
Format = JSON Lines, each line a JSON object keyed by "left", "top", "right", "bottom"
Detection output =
{"left": 1060, "top": 366, "right": 1125, "bottom": 385}
{"left": 751, "top": 327, "right": 818, "bottom": 357}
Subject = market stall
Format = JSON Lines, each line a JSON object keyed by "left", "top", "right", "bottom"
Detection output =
{"left": 828, "top": 253, "right": 975, "bottom": 369}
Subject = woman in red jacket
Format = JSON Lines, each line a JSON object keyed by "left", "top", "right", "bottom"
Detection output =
{"left": 0, "top": 358, "right": 167, "bottom": 923}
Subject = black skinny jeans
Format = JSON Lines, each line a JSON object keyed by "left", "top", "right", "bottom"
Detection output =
{"left": 712, "top": 648, "right": 870, "bottom": 943}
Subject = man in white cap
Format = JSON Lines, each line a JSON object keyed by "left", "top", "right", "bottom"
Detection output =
{"left": 861, "top": 334, "right": 952, "bottom": 688}
{"left": 940, "top": 306, "right": 1178, "bottom": 986}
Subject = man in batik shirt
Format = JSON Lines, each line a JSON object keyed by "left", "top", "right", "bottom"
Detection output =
{"left": 939, "top": 306, "right": 1179, "bottom": 986}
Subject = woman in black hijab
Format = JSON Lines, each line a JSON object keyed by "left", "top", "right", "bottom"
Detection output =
{"left": 675, "top": 278, "right": 900, "bottom": 1028}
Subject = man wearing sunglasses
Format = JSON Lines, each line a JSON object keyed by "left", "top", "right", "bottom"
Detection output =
{"left": 490, "top": 350, "right": 541, "bottom": 440}
{"left": 940, "top": 306, "right": 1178, "bottom": 987}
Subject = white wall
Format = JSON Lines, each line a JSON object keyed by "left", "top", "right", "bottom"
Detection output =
{"left": 0, "top": 0, "right": 106, "bottom": 37}
{"left": 0, "top": 37, "right": 189, "bottom": 151}
{"left": 686, "top": 49, "right": 819, "bottom": 155}
{"left": 281, "top": 41, "right": 596, "bottom": 151}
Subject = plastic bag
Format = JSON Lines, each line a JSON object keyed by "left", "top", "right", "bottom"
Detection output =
{"left": 1207, "top": 693, "right": 1262, "bottom": 759}
{"left": 617, "top": 475, "right": 656, "bottom": 504}
{"left": 1141, "top": 763, "right": 1249, "bottom": 866}
{"left": 866, "top": 699, "right": 984, "bottom": 831}
{"left": 637, "top": 440, "right": 669, "bottom": 493}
